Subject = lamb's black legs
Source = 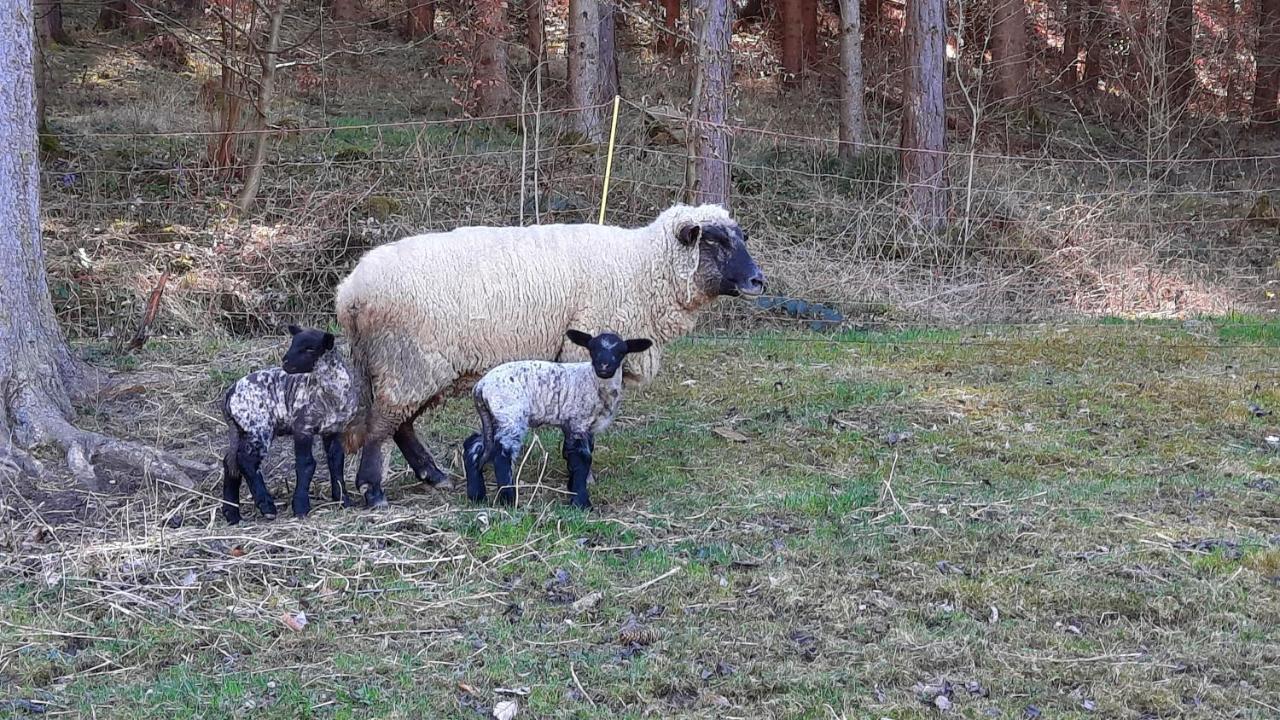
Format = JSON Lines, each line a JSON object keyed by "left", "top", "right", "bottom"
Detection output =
{"left": 236, "top": 437, "right": 277, "bottom": 520}
{"left": 292, "top": 434, "right": 316, "bottom": 518}
{"left": 493, "top": 443, "right": 517, "bottom": 505}
{"left": 463, "top": 433, "right": 487, "bottom": 502}
{"left": 394, "top": 419, "right": 452, "bottom": 489}
{"left": 563, "top": 431, "right": 593, "bottom": 509}
{"left": 221, "top": 448, "right": 243, "bottom": 525}
{"left": 323, "top": 433, "right": 354, "bottom": 507}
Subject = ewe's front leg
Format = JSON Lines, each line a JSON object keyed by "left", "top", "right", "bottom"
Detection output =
{"left": 323, "top": 433, "right": 353, "bottom": 507}
{"left": 394, "top": 418, "right": 453, "bottom": 490}
{"left": 292, "top": 433, "right": 317, "bottom": 518}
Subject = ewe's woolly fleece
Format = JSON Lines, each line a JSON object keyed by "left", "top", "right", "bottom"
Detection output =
{"left": 335, "top": 203, "right": 732, "bottom": 435}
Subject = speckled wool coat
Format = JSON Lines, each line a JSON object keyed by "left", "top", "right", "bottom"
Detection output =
{"left": 475, "top": 360, "right": 625, "bottom": 451}
{"left": 335, "top": 204, "right": 732, "bottom": 443}
{"left": 223, "top": 349, "right": 357, "bottom": 450}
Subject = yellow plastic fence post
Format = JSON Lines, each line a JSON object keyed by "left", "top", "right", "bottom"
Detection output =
{"left": 598, "top": 95, "right": 622, "bottom": 225}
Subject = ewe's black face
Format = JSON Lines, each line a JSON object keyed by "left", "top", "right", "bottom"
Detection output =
{"left": 567, "top": 330, "right": 654, "bottom": 379}
{"left": 281, "top": 325, "right": 335, "bottom": 374}
{"left": 679, "top": 221, "right": 766, "bottom": 299}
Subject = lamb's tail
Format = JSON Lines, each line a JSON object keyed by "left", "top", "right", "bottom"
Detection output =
{"left": 339, "top": 301, "right": 373, "bottom": 454}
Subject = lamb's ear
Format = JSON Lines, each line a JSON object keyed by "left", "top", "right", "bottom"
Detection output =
{"left": 677, "top": 223, "right": 702, "bottom": 246}
{"left": 323, "top": 333, "right": 335, "bottom": 351}
{"left": 287, "top": 324, "right": 303, "bottom": 336}
{"left": 625, "top": 338, "right": 653, "bottom": 354}
{"left": 566, "top": 330, "right": 593, "bottom": 348}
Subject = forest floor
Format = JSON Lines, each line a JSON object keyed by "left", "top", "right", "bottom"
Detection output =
{"left": 3, "top": 319, "right": 1280, "bottom": 719}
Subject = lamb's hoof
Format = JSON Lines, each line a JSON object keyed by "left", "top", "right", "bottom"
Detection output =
{"left": 586, "top": 472, "right": 596, "bottom": 486}
{"left": 340, "top": 494, "right": 356, "bottom": 508}
{"left": 431, "top": 477, "right": 455, "bottom": 492}
{"left": 364, "top": 489, "right": 389, "bottom": 509}
{"left": 223, "top": 509, "right": 242, "bottom": 526}
{"left": 421, "top": 470, "right": 454, "bottom": 491}
{"left": 257, "top": 502, "right": 279, "bottom": 520}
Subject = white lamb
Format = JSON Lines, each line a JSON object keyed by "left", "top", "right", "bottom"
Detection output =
{"left": 463, "top": 330, "right": 653, "bottom": 509}
{"left": 335, "top": 203, "right": 766, "bottom": 508}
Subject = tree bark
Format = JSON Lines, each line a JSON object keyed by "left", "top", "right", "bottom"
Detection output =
{"left": 473, "top": 0, "right": 514, "bottom": 117}
{"left": 1164, "top": 0, "right": 1195, "bottom": 108}
{"left": 839, "top": 0, "right": 866, "bottom": 160}
{"left": 1062, "top": 0, "right": 1082, "bottom": 82}
{"left": 235, "top": 0, "right": 285, "bottom": 211}
{"left": 658, "top": 0, "right": 683, "bottom": 55}
{"left": 329, "top": 0, "right": 363, "bottom": 21}
{"left": 525, "top": 0, "right": 544, "bottom": 60}
{"left": 990, "top": 0, "right": 1030, "bottom": 103}
{"left": 801, "top": 0, "right": 818, "bottom": 63}
{"left": 402, "top": 0, "right": 435, "bottom": 40}
{"left": 691, "top": 0, "right": 732, "bottom": 206}
{"left": 0, "top": 0, "right": 207, "bottom": 488}
{"left": 1082, "top": 0, "right": 1104, "bottom": 90}
{"left": 568, "top": 0, "right": 605, "bottom": 141}
{"left": 1255, "top": 0, "right": 1280, "bottom": 121}
{"left": 780, "top": 0, "right": 803, "bottom": 78}
{"left": 599, "top": 2, "right": 619, "bottom": 99}
{"left": 900, "top": 0, "right": 948, "bottom": 232}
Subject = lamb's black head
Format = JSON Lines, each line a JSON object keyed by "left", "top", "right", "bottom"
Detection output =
{"left": 677, "top": 219, "right": 766, "bottom": 299}
{"left": 281, "top": 325, "right": 335, "bottom": 374}
{"left": 567, "top": 330, "right": 653, "bottom": 380}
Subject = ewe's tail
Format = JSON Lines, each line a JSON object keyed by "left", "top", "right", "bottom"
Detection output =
{"left": 338, "top": 300, "right": 373, "bottom": 454}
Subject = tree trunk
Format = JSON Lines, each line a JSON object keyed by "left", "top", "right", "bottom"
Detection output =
{"left": 781, "top": 0, "right": 803, "bottom": 78}
{"left": 691, "top": 0, "right": 732, "bottom": 206}
{"left": 839, "top": 0, "right": 866, "bottom": 160}
{"left": 1255, "top": 0, "right": 1280, "bottom": 121}
{"left": 801, "top": 0, "right": 818, "bottom": 63}
{"left": 474, "top": 0, "right": 514, "bottom": 117}
{"left": 1082, "top": 0, "right": 1104, "bottom": 90}
{"left": 402, "top": 0, "right": 436, "bottom": 40}
{"left": 525, "top": 0, "right": 544, "bottom": 60}
{"left": 235, "top": 0, "right": 285, "bottom": 211}
{"left": 36, "top": 0, "right": 69, "bottom": 45}
{"left": 1164, "top": 0, "right": 1195, "bottom": 108}
{"left": 329, "top": 0, "right": 363, "bottom": 22}
{"left": 990, "top": 0, "right": 1030, "bottom": 103}
{"left": 568, "top": 0, "right": 605, "bottom": 141}
{"left": 865, "top": 0, "right": 884, "bottom": 39}
{"left": 1062, "top": 0, "right": 1082, "bottom": 82}
{"left": 0, "top": 1, "right": 206, "bottom": 488}
{"left": 658, "top": 0, "right": 683, "bottom": 55}
{"left": 900, "top": 0, "right": 948, "bottom": 232}
{"left": 600, "top": 2, "right": 619, "bottom": 99}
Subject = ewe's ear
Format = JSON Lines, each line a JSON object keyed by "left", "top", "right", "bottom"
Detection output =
{"left": 566, "top": 330, "right": 593, "bottom": 348}
{"left": 625, "top": 339, "right": 653, "bottom": 354}
{"left": 677, "top": 224, "right": 702, "bottom": 246}
{"left": 287, "top": 324, "right": 302, "bottom": 336}
{"left": 323, "top": 333, "right": 335, "bottom": 351}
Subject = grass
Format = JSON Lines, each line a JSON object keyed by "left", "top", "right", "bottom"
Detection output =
{"left": 3, "top": 319, "right": 1280, "bottom": 719}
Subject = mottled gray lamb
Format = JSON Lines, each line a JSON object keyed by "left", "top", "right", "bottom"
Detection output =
{"left": 463, "top": 330, "right": 653, "bottom": 509}
{"left": 221, "top": 326, "right": 358, "bottom": 524}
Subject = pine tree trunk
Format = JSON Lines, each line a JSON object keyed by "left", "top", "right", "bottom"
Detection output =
{"left": 474, "top": 0, "right": 513, "bottom": 117}
{"left": 0, "top": 1, "right": 207, "bottom": 487}
{"left": 781, "top": 0, "right": 803, "bottom": 78}
{"left": 568, "top": 0, "right": 605, "bottom": 141}
{"left": 525, "top": 0, "right": 544, "bottom": 60}
{"left": 900, "top": 0, "right": 948, "bottom": 232}
{"left": 691, "top": 0, "right": 732, "bottom": 206}
{"left": 1164, "top": 0, "right": 1195, "bottom": 108}
{"left": 990, "top": 0, "right": 1030, "bottom": 103}
{"left": 801, "top": 0, "right": 818, "bottom": 63}
{"left": 402, "top": 0, "right": 436, "bottom": 40}
{"left": 839, "top": 0, "right": 866, "bottom": 160}
{"left": 1254, "top": 0, "right": 1280, "bottom": 121}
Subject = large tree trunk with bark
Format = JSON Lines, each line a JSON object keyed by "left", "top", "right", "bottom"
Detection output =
{"left": 900, "top": 0, "right": 948, "bottom": 232}
{"left": 690, "top": 0, "right": 732, "bottom": 206}
{"left": 599, "top": 2, "right": 619, "bottom": 99}
{"left": 658, "top": 0, "right": 683, "bottom": 55}
{"left": 525, "top": 0, "right": 544, "bottom": 60}
{"left": 1163, "top": 0, "right": 1195, "bottom": 109}
{"left": 990, "top": 0, "right": 1030, "bottom": 103}
{"left": 1255, "top": 0, "right": 1280, "bottom": 122}
{"left": 0, "top": 3, "right": 206, "bottom": 488}
{"left": 801, "top": 0, "right": 818, "bottom": 63}
{"left": 839, "top": 0, "right": 866, "bottom": 160}
{"left": 780, "top": 0, "right": 803, "bottom": 78}
{"left": 402, "top": 0, "right": 436, "bottom": 40}
{"left": 473, "top": 0, "right": 514, "bottom": 117}
{"left": 1082, "top": 0, "right": 1104, "bottom": 90}
{"left": 568, "top": 0, "right": 605, "bottom": 141}
{"left": 1062, "top": 0, "right": 1082, "bottom": 83}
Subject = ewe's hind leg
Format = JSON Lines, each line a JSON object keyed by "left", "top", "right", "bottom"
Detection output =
{"left": 323, "top": 433, "right": 353, "bottom": 507}
{"left": 356, "top": 434, "right": 390, "bottom": 509}
{"left": 237, "top": 434, "right": 277, "bottom": 519}
{"left": 394, "top": 412, "right": 453, "bottom": 489}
